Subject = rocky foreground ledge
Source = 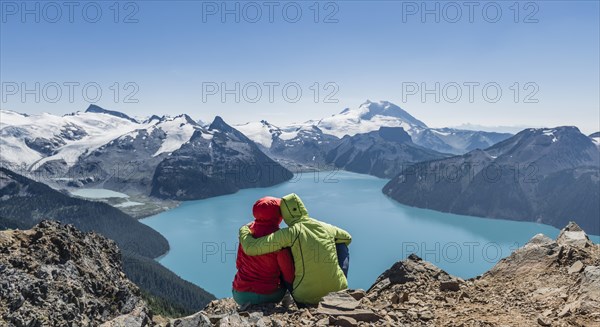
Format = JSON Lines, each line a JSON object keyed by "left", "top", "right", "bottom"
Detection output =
{"left": 1, "top": 221, "right": 599, "bottom": 327}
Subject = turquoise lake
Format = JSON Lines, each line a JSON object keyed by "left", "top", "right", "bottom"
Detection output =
{"left": 142, "top": 171, "right": 600, "bottom": 298}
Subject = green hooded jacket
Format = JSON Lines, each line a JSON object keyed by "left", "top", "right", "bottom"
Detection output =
{"left": 238, "top": 193, "right": 352, "bottom": 304}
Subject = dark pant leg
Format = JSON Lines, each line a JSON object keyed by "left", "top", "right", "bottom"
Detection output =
{"left": 336, "top": 243, "right": 350, "bottom": 278}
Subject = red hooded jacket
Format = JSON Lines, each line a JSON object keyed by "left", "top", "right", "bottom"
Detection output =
{"left": 233, "top": 197, "right": 295, "bottom": 294}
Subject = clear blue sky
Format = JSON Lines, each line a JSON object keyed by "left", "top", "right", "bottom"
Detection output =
{"left": 1, "top": 1, "right": 599, "bottom": 134}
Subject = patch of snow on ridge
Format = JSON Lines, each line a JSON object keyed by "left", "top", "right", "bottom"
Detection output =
{"left": 542, "top": 129, "right": 558, "bottom": 143}
{"left": 36, "top": 112, "right": 145, "bottom": 167}
{"left": 1, "top": 109, "right": 205, "bottom": 167}
{"left": 431, "top": 130, "right": 452, "bottom": 136}
{"left": 234, "top": 121, "right": 276, "bottom": 148}
{"left": 279, "top": 124, "right": 316, "bottom": 141}
{"left": 0, "top": 110, "right": 144, "bottom": 168}
{"left": 152, "top": 115, "right": 197, "bottom": 157}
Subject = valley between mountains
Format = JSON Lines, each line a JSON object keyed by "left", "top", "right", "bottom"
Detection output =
{"left": 2, "top": 100, "right": 597, "bottom": 231}
{"left": 1, "top": 100, "right": 599, "bottom": 323}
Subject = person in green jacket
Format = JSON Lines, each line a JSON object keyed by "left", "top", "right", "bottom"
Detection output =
{"left": 238, "top": 193, "right": 352, "bottom": 305}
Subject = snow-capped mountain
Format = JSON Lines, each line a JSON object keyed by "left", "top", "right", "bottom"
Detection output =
{"left": 235, "top": 120, "right": 282, "bottom": 149}
{"left": 317, "top": 100, "right": 513, "bottom": 154}
{"left": 316, "top": 100, "right": 428, "bottom": 137}
{"left": 151, "top": 117, "right": 292, "bottom": 200}
{"left": 235, "top": 120, "right": 340, "bottom": 165}
{"left": 236, "top": 100, "right": 513, "bottom": 158}
{"left": 59, "top": 113, "right": 207, "bottom": 193}
{"left": 1, "top": 105, "right": 291, "bottom": 198}
{"left": 1, "top": 108, "right": 142, "bottom": 169}
{"left": 1, "top": 106, "right": 202, "bottom": 173}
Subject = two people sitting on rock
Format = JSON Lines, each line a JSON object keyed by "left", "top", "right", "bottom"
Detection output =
{"left": 233, "top": 193, "right": 352, "bottom": 306}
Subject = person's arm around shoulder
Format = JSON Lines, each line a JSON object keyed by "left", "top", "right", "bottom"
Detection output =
{"left": 238, "top": 225, "right": 295, "bottom": 256}
{"left": 321, "top": 222, "right": 352, "bottom": 245}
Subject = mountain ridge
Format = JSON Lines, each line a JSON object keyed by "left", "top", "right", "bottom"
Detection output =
{"left": 325, "top": 127, "right": 450, "bottom": 178}
{"left": 150, "top": 117, "right": 293, "bottom": 200}
{"left": 1, "top": 106, "right": 293, "bottom": 200}
{"left": 383, "top": 126, "right": 600, "bottom": 234}
{"left": 85, "top": 104, "right": 139, "bottom": 123}
{"left": 235, "top": 100, "right": 513, "bottom": 161}
{"left": 2, "top": 220, "right": 598, "bottom": 326}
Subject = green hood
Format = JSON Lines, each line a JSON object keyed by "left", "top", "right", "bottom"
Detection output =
{"left": 280, "top": 193, "right": 308, "bottom": 226}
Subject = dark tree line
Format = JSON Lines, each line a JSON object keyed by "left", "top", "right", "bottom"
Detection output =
{"left": 0, "top": 167, "right": 215, "bottom": 316}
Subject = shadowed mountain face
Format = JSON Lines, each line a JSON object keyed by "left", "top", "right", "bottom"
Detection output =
{"left": 325, "top": 127, "right": 450, "bottom": 178}
{"left": 150, "top": 117, "right": 293, "bottom": 200}
{"left": 383, "top": 127, "right": 600, "bottom": 234}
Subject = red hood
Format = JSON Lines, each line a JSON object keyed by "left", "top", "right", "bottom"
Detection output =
{"left": 250, "top": 196, "right": 282, "bottom": 238}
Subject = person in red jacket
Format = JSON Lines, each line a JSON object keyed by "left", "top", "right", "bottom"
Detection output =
{"left": 232, "top": 196, "right": 295, "bottom": 306}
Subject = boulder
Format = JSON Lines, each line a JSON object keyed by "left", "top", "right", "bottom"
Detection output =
{"left": 579, "top": 266, "right": 600, "bottom": 302}
{"left": 100, "top": 305, "right": 152, "bottom": 327}
{"left": 568, "top": 260, "right": 584, "bottom": 274}
{"left": 319, "top": 291, "right": 360, "bottom": 311}
{"left": 171, "top": 312, "right": 212, "bottom": 327}
{"left": 440, "top": 279, "right": 461, "bottom": 292}
{"left": 418, "top": 309, "right": 434, "bottom": 321}
{"left": 367, "top": 254, "right": 428, "bottom": 294}
{"left": 217, "top": 312, "right": 251, "bottom": 326}
{"left": 317, "top": 307, "right": 382, "bottom": 323}
{"left": 347, "top": 289, "right": 366, "bottom": 301}
{"left": 557, "top": 222, "right": 591, "bottom": 248}
{"left": 334, "top": 316, "right": 358, "bottom": 327}
{"left": 537, "top": 316, "right": 551, "bottom": 326}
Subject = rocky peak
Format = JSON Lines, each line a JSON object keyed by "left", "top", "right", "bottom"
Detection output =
{"left": 208, "top": 116, "right": 232, "bottom": 133}
{"left": 2, "top": 221, "right": 599, "bottom": 327}
{"left": 489, "top": 126, "right": 596, "bottom": 158}
{"left": 85, "top": 104, "right": 139, "bottom": 123}
{"left": 179, "top": 114, "right": 198, "bottom": 126}
{"left": 0, "top": 220, "right": 151, "bottom": 327}
{"left": 557, "top": 221, "right": 593, "bottom": 248}
{"left": 146, "top": 115, "right": 162, "bottom": 123}
{"left": 207, "top": 116, "right": 254, "bottom": 144}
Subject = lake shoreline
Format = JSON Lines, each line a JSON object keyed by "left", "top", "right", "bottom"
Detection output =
{"left": 140, "top": 171, "right": 599, "bottom": 298}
